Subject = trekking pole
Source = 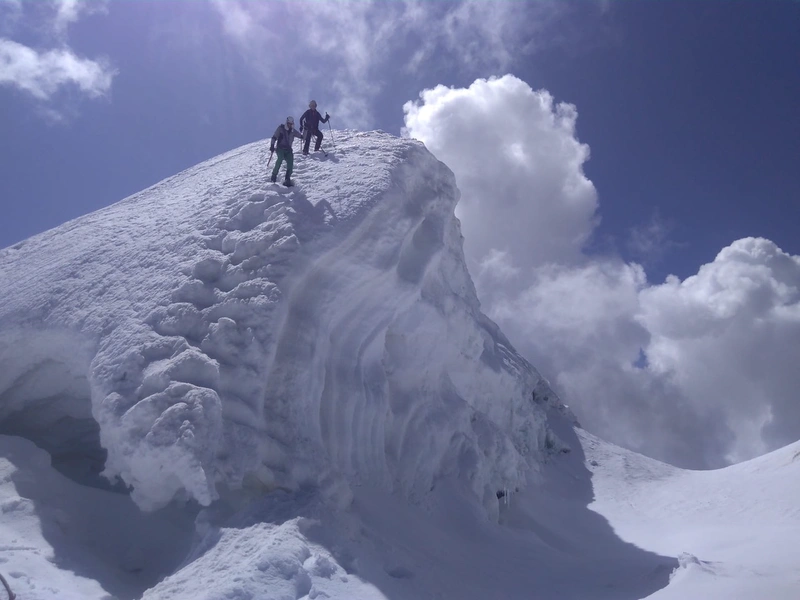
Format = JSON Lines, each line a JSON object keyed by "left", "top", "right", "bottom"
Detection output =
{"left": 327, "top": 118, "right": 337, "bottom": 151}
{"left": 0, "top": 571, "right": 16, "bottom": 600}
{"left": 267, "top": 149, "right": 274, "bottom": 167}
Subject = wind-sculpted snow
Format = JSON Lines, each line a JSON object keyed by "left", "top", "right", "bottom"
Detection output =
{"left": 0, "top": 131, "right": 565, "bottom": 514}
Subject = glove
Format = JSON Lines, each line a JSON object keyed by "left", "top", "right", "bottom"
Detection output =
{"left": 300, "top": 126, "right": 303, "bottom": 133}
{"left": 325, "top": 112, "right": 329, "bottom": 119}
{"left": 270, "top": 145, "right": 274, "bottom": 152}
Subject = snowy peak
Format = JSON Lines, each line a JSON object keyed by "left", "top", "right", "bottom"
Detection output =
{"left": 0, "top": 131, "right": 564, "bottom": 514}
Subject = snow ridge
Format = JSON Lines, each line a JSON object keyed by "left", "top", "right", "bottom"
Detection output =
{"left": 0, "top": 131, "right": 564, "bottom": 514}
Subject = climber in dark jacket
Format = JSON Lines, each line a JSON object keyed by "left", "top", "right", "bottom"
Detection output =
{"left": 270, "top": 116, "right": 303, "bottom": 186}
{"left": 299, "top": 100, "right": 330, "bottom": 155}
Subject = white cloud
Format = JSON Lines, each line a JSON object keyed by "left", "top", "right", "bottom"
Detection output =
{"left": 208, "top": 1, "right": 567, "bottom": 130}
{"left": 53, "top": 0, "right": 106, "bottom": 37}
{"left": 0, "top": 39, "right": 115, "bottom": 100}
{"left": 0, "top": 0, "right": 115, "bottom": 107}
{"left": 210, "top": 0, "right": 263, "bottom": 42}
{"left": 639, "top": 238, "right": 800, "bottom": 461}
{"left": 403, "top": 75, "right": 599, "bottom": 280}
{"left": 404, "top": 75, "right": 800, "bottom": 469}
{"left": 55, "top": 0, "right": 83, "bottom": 33}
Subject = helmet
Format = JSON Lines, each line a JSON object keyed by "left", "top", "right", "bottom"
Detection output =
{"left": 309, "top": 100, "right": 317, "bottom": 108}
{"left": 286, "top": 116, "right": 294, "bottom": 126}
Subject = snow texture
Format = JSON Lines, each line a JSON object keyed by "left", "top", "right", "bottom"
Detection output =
{"left": 0, "top": 131, "right": 563, "bottom": 515}
{"left": 3, "top": 130, "right": 795, "bottom": 600}
{"left": 0, "top": 435, "right": 195, "bottom": 600}
{"left": 584, "top": 429, "right": 800, "bottom": 599}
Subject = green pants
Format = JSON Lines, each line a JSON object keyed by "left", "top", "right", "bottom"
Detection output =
{"left": 271, "top": 148, "right": 294, "bottom": 180}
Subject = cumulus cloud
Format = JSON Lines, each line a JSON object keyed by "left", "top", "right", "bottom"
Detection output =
{"left": 0, "top": 0, "right": 115, "bottom": 107}
{"left": 403, "top": 75, "right": 599, "bottom": 282}
{"left": 208, "top": 0, "right": 567, "bottom": 129}
{"left": 639, "top": 239, "right": 800, "bottom": 462}
{"left": 404, "top": 75, "right": 800, "bottom": 469}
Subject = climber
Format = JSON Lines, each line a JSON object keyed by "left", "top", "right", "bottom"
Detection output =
{"left": 299, "top": 100, "right": 330, "bottom": 155}
{"left": 269, "top": 116, "right": 303, "bottom": 186}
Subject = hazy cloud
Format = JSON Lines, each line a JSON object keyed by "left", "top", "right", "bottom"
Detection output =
{"left": 0, "top": 0, "right": 22, "bottom": 34}
{"left": 53, "top": 0, "right": 107, "bottom": 38}
{"left": 0, "top": 0, "right": 21, "bottom": 13}
{"left": 209, "top": 0, "right": 568, "bottom": 129}
{"left": 626, "top": 211, "right": 680, "bottom": 266}
{"left": 404, "top": 75, "right": 800, "bottom": 469}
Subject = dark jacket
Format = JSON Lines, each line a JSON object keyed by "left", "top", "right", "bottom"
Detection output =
{"left": 300, "top": 109, "right": 329, "bottom": 132}
{"left": 271, "top": 124, "right": 302, "bottom": 151}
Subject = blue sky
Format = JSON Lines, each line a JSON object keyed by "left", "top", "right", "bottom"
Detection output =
{"left": 2, "top": 0, "right": 800, "bottom": 468}
{"left": 2, "top": 0, "right": 798, "bottom": 280}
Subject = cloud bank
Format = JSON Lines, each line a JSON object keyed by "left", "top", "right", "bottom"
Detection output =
{"left": 404, "top": 75, "right": 800, "bottom": 469}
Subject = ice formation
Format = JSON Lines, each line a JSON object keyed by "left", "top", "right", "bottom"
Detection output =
{"left": 0, "top": 131, "right": 566, "bottom": 515}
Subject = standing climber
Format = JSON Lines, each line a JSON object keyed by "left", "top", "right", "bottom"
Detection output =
{"left": 299, "top": 100, "right": 330, "bottom": 155}
{"left": 270, "top": 116, "right": 303, "bottom": 186}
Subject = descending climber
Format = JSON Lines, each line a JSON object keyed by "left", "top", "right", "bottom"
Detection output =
{"left": 270, "top": 116, "right": 303, "bottom": 186}
{"left": 299, "top": 100, "right": 330, "bottom": 155}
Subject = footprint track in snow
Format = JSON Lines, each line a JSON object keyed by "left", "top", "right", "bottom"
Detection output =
{"left": 101, "top": 176, "right": 334, "bottom": 507}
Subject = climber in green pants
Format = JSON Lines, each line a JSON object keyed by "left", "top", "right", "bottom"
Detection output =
{"left": 270, "top": 116, "right": 303, "bottom": 186}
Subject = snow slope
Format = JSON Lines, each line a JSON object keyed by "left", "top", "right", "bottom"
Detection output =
{"left": 1, "top": 131, "right": 796, "bottom": 600}
{"left": 0, "top": 435, "right": 195, "bottom": 599}
{"left": 0, "top": 131, "right": 562, "bottom": 517}
{"left": 583, "top": 429, "right": 800, "bottom": 599}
